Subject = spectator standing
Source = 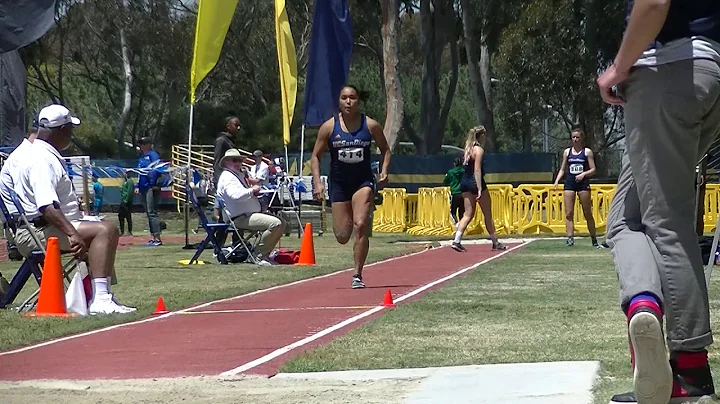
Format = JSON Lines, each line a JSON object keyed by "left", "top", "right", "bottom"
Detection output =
{"left": 213, "top": 116, "right": 239, "bottom": 221}
{"left": 118, "top": 170, "right": 134, "bottom": 236}
{"left": 137, "top": 137, "right": 162, "bottom": 246}
{"left": 92, "top": 175, "right": 104, "bottom": 215}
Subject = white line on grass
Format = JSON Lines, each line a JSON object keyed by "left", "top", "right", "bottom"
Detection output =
{"left": 218, "top": 240, "right": 532, "bottom": 377}
{"left": 0, "top": 247, "right": 434, "bottom": 358}
{"left": 177, "top": 306, "right": 376, "bottom": 314}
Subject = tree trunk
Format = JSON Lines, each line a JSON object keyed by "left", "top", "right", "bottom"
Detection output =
{"left": 418, "top": 0, "right": 439, "bottom": 156}
{"left": 116, "top": 1, "right": 133, "bottom": 152}
{"left": 433, "top": 38, "right": 458, "bottom": 154}
{"left": 381, "top": 0, "right": 403, "bottom": 151}
{"left": 460, "top": 0, "right": 497, "bottom": 151}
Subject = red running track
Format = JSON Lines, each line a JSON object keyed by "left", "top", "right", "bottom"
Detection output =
{"left": 0, "top": 242, "right": 524, "bottom": 381}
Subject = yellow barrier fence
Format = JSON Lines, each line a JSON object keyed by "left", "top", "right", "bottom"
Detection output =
{"left": 372, "top": 183, "right": 717, "bottom": 236}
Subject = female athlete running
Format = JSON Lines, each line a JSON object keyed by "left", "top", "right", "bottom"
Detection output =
{"left": 311, "top": 85, "right": 391, "bottom": 289}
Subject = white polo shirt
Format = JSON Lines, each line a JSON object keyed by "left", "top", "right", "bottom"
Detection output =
{"left": 0, "top": 139, "right": 33, "bottom": 217}
{"left": 15, "top": 139, "right": 81, "bottom": 221}
{"left": 216, "top": 169, "right": 261, "bottom": 219}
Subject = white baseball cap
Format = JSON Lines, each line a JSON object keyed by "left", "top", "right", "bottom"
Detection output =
{"left": 38, "top": 104, "right": 81, "bottom": 128}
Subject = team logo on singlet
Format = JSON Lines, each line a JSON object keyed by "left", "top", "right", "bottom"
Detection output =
{"left": 332, "top": 133, "right": 371, "bottom": 165}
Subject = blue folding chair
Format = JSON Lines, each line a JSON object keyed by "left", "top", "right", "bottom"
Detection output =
{"left": 0, "top": 197, "right": 44, "bottom": 312}
{"left": 186, "top": 181, "right": 229, "bottom": 265}
{"left": 215, "top": 194, "right": 263, "bottom": 265}
{"left": 9, "top": 190, "right": 77, "bottom": 282}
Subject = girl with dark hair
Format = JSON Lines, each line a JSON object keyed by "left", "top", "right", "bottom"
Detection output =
{"left": 311, "top": 85, "right": 391, "bottom": 289}
{"left": 553, "top": 128, "right": 601, "bottom": 248}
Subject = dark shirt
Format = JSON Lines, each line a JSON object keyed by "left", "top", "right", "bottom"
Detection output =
{"left": 214, "top": 132, "right": 236, "bottom": 185}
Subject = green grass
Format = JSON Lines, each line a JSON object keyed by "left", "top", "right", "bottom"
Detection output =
{"left": 280, "top": 240, "right": 720, "bottom": 404}
{"left": 0, "top": 223, "right": 421, "bottom": 352}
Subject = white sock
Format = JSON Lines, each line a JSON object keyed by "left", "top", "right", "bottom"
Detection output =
{"left": 92, "top": 277, "right": 110, "bottom": 299}
{"left": 453, "top": 230, "right": 463, "bottom": 244}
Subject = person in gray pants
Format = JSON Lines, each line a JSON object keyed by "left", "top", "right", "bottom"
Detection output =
{"left": 597, "top": 1, "right": 720, "bottom": 403}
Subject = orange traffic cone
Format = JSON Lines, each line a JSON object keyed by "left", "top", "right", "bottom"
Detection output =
{"left": 296, "top": 223, "right": 316, "bottom": 266}
{"left": 25, "top": 237, "right": 74, "bottom": 317}
{"left": 382, "top": 289, "right": 395, "bottom": 307}
{"left": 152, "top": 297, "right": 170, "bottom": 315}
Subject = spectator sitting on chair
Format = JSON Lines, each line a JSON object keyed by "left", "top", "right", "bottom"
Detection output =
{"left": 247, "top": 150, "right": 269, "bottom": 187}
{"left": 13, "top": 104, "right": 135, "bottom": 315}
{"left": 216, "top": 149, "right": 286, "bottom": 266}
{"left": 247, "top": 150, "right": 270, "bottom": 212}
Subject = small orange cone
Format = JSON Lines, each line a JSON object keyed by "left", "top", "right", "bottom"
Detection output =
{"left": 296, "top": 223, "right": 316, "bottom": 266}
{"left": 25, "top": 237, "right": 74, "bottom": 317}
{"left": 152, "top": 297, "right": 170, "bottom": 315}
{"left": 382, "top": 289, "right": 395, "bottom": 307}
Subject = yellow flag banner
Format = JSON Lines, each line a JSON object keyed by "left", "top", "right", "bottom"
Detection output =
{"left": 189, "top": 0, "right": 240, "bottom": 104}
{"left": 274, "top": 0, "right": 298, "bottom": 146}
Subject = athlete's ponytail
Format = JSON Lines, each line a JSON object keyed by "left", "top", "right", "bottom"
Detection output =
{"left": 463, "top": 126, "right": 486, "bottom": 165}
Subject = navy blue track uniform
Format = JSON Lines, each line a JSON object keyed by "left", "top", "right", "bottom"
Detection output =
{"left": 327, "top": 114, "right": 375, "bottom": 203}
{"left": 564, "top": 147, "right": 591, "bottom": 192}
{"left": 459, "top": 142, "right": 488, "bottom": 194}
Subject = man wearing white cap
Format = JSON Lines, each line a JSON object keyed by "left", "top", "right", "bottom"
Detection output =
{"left": 216, "top": 149, "right": 285, "bottom": 265}
{"left": 13, "top": 104, "right": 136, "bottom": 315}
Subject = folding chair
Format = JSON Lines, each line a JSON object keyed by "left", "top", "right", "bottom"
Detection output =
{"left": 214, "top": 195, "right": 263, "bottom": 265}
{"left": 185, "top": 182, "right": 230, "bottom": 265}
{"left": 8, "top": 191, "right": 78, "bottom": 309}
{"left": 0, "top": 198, "right": 43, "bottom": 312}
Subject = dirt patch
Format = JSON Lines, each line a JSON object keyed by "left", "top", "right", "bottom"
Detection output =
{"left": 0, "top": 376, "right": 422, "bottom": 404}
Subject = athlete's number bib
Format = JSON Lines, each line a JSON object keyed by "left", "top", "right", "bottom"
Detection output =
{"left": 339, "top": 147, "right": 364, "bottom": 164}
{"left": 569, "top": 163, "right": 584, "bottom": 175}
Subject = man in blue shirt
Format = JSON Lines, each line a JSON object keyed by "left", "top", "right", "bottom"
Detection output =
{"left": 137, "top": 137, "right": 162, "bottom": 246}
{"left": 598, "top": 1, "right": 720, "bottom": 403}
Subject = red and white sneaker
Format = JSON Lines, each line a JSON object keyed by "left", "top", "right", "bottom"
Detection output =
{"left": 610, "top": 309, "right": 673, "bottom": 404}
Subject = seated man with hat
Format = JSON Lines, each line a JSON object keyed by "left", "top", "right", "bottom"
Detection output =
{"left": 13, "top": 104, "right": 135, "bottom": 315}
{"left": 216, "top": 149, "right": 286, "bottom": 265}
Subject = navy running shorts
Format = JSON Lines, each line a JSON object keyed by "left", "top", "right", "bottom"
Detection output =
{"left": 564, "top": 180, "right": 590, "bottom": 193}
{"left": 459, "top": 176, "right": 488, "bottom": 195}
{"left": 330, "top": 177, "right": 375, "bottom": 203}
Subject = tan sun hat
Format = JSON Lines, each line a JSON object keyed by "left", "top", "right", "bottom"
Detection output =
{"left": 220, "top": 149, "right": 245, "bottom": 167}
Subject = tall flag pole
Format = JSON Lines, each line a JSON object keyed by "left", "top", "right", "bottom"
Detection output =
{"left": 185, "top": 0, "right": 239, "bottom": 248}
{"left": 188, "top": 0, "right": 240, "bottom": 167}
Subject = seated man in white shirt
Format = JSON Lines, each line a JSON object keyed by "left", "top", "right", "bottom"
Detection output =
{"left": 247, "top": 150, "right": 270, "bottom": 212}
{"left": 247, "top": 150, "right": 270, "bottom": 186}
{"left": 13, "top": 104, "right": 135, "bottom": 315}
{"left": 216, "top": 149, "right": 286, "bottom": 265}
